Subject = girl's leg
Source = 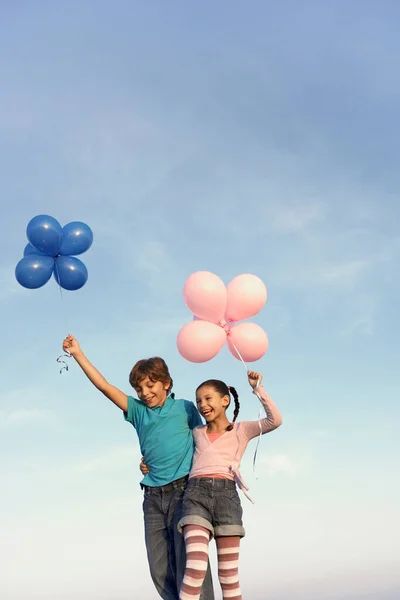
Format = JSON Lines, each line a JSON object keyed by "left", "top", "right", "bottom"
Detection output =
{"left": 180, "top": 525, "right": 210, "bottom": 600}
{"left": 215, "top": 536, "right": 242, "bottom": 600}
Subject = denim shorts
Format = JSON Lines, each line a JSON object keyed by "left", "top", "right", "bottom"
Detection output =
{"left": 177, "top": 477, "right": 245, "bottom": 538}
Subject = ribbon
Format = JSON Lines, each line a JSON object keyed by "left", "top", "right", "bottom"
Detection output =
{"left": 54, "top": 260, "right": 71, "bottom": 375}
{"left": 56, "top": 351, "right": 71, "bottom": 374}
{"left": 252, "top": 378, "right": 263, "bottom": 476}
{"left": 230, "top": 465, "right": 254, "bottom": 504}
{"left": 229, "top": 339, "right": 263, "bottom": 476}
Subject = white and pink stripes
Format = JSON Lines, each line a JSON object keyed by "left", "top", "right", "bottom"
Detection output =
{"left": 180, "top": 525, "right": 210, "bottom": 600}
{"left": 216, "top": 536, "right": 242, "bottom": 599}
{"left": 179, "top": 526, "right": 242, "bottom": 600}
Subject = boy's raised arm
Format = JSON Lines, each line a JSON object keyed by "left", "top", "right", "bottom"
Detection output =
{"left": 63, "top": 334, "right": 128, "bottom": 412}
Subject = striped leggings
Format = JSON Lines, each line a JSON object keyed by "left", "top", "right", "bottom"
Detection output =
{"left": 179, "top": 525, "right": 242, "bottom": 600}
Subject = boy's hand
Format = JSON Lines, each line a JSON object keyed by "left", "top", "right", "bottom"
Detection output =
{"left": 248, "top": 370, "right": 262, "bottom": 390}
{"left": 60, "top": 335, "right": 128, "bottom": 412}
{"left": 140, "top": 457, "right": 150, "bottom": 475}
{"left": 62, "top": 334, "right": 82, "bottom": 357}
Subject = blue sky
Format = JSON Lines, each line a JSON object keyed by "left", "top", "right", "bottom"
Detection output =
{"left": 1, "top": 1, "right": 399, "bottom": 598}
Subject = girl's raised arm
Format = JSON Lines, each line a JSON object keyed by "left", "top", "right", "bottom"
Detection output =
{"left": 241, "top": 371, "right": 282, "bottom": 440}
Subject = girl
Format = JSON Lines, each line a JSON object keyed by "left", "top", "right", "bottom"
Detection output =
{"left": 178, "top": 370, "right": 282, "bottom": 600}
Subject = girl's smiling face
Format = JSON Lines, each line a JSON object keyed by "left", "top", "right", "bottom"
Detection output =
{"left": 196, "top": 384, "right": 230, "bottom": 422}
{"left": 135, "top": 376, "right": 170, "bottom": 408}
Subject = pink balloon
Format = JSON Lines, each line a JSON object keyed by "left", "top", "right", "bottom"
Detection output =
{"left": 177, "top": 320, "right": 227, "bottom": 363}
{"left": 226, "top": 274, "right": 267, "bottom": 322}
{"left": 227, "top": 322, "right": 268, "bottom": 363}
{"left": 183, "top": 271, "right": 227, "bottom": 323}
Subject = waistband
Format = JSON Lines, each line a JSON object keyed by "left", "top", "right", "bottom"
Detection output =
{"left": 188, "top": 477, "right": 237, "bottom": 489}
{"left": 141, "top": 475, "right": 188, "bottom": 492}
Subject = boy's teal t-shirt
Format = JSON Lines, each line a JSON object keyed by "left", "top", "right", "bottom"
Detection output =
{"left": 124, "top": 394, "right": 202, "bottom": 487}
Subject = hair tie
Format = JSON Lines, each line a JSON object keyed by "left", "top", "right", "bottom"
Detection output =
{"left": 227, "top": 386, "right": 231, "bottom": 391}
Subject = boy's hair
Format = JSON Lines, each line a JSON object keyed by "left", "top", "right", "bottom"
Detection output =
{"left": 129, "top": 357, "right": 173, "bottom": 393}
{"left": 196, "top": 379, "right": 240, "bottom": 431}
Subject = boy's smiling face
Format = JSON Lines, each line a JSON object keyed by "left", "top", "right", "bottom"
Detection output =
{"left": 135, "top": 376, "right": 170, "bottom": 408}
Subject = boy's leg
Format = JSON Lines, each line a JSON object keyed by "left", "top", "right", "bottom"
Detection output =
{"left": 143, "top": 487, "right": 179, "bottom": 600}
{"left": 215, "top": 536, "right": 241, "bottom": 600}
{"left": 171, "top": 486, "right": 215, "bottom": 600}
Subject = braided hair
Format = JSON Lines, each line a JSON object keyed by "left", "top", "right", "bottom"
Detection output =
{"left": 196, "top": 379, "right": 240, "bottom": 431}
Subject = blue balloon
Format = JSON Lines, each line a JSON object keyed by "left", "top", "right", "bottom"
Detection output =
{"left": 53, "top": 256, "right": 88, "bottom": 291}
{"left": 59, "top": 221, "right": 94, "bottom": 256}
{"left": 15, "top": 255, "right": 55, "bottom": 289}
{"left": 23, "top": 243, "right": 46, "bottom": 257}
{"left": 26, "top": 214, "right": 63, "bottom": 257}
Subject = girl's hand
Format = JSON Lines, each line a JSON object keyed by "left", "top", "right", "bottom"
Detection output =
{"left": 140, "top": 457, "right": 150, "bottom": 475}
{"left": 248, "top": 370, "right": 262, "bottom": 390}
{"left": 62, "top": 334, "right": 82, "bottom": 357}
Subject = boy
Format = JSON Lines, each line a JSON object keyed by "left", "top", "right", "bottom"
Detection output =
{"left": 62, "top": 334, "right": 214, "bottom": 600}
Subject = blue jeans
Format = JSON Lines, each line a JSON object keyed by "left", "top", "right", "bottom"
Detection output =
{"left": 142, "top": 476, "right": 215, "bottom": 600}
{"left": 178, "top": 477, "right": 245, "bottom": 538}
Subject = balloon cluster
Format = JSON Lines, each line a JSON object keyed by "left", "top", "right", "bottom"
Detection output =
{"left": 177, "top": 271, "right": 268, "bottom": 363}
{"left": 15, "top": 215, "right": 93, "bottom": 291}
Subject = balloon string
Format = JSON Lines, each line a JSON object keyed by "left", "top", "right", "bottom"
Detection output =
{"left": 230, "top": 341, "right": 263, "bottom": 475}
{"left": 54, "top": 260, "right": 70, "bottom": 375}
{"left": 251, "top": 378, "right": 263, "bottom": 476}
{"left": 54, "top": 260, "right": 64, "bottom": 301}
{"left": 57, "top": 352, "right": 71, "bottom": 374}
{"left": 229, "top": 340, "right": 249, "bottom": 373}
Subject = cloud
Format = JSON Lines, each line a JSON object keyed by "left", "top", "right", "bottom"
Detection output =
{"left": 70, "top": 444, "right": 141, "bottom": 474}
{"left": 338, "top": 294, "right": 376, "bottom": 336}
{"left": 313, "top": 429, "right": 330, "bottom": 439}
{"left": 340, "top": 315, "right": 374, "bottom": 337}
{"left": 0, "top": 265, "right": 23, "bottom": 302}
{"left": 1, "top": 408, "right": 55, "bottom": 425}
{"left": 320, "top": 259, "right": 371, "bottom": 285}
{"left": 133, "top": 240, "right": 171, "bottom": 274}
{"left": 260, "top": 453, "right": 298, "bottom": 476}
{"left": 269, "top": 201, "right": 325, "bottom": 234}
{"left": 0, "top": 388, "right": 59, "bottom": 429}
{"left": 92, "top": 217, "right": 185, "bottom": 294}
